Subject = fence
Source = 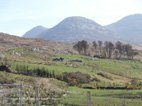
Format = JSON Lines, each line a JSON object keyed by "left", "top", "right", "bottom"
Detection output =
{"left": 0, "top": 84, "right": 21, "bottom": 106}
{"left": 0, "top": 84, "right": 92, "bottom": 106}
{"left": 0, "top": 84, "right": 42, "bottom": 106}
{"left": 1, "top": 84, "right": 142, "bottom": 106}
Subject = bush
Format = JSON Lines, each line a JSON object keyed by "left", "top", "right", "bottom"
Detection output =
{"left": 62, "top": 72, "right": 91, "bottom": 86}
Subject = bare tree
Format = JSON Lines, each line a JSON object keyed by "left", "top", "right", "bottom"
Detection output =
{"left": 73, "top": 40, "right": 89, "bottom": 55}
{"left": 122, "top": 44, "right": 132, "bottom": 58}
{"left": 98, "top": 41, "right": 103, "bottom": 56}
{"left": 104, "top": 41, "right": 114, "bottom": 58}
{"left": 120, "top": 43, "right": 137, "bottom": 59}
{"left": 92, "top": 41, "right": 97, "bottom": 49}
{"left": 113, "top": 49, "right": 119, "bottom": 59}
{"left": 115, "top": 41, "right": 123, "bottom": 59}
{"left": 126, "top": 50, "right": 138, "bottom": 59}
{"left": 73, "top": 41, "right": 82, "bottom": 54}
{"left": 98, "top": 41, "right": 103, "bottom": 49}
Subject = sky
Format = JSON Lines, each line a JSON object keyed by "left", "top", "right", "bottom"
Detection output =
{"left": 0, "top": 0, "right": 142, "bottom": 36}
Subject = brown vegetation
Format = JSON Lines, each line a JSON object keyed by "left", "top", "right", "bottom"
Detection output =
{"left": 62, "top": 72, "right": 91, "bottom": 86}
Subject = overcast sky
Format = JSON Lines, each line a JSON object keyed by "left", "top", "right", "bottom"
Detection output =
{"left": 0, "top": 0, "right": 142, "bottom": 36}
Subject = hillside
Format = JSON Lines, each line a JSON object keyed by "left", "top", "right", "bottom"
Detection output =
{"left": 1, "top": 32, "right": 142, "bottom": 83}
{"left": 23, "top": 26, "right": 48, "bottom": 38}
{"left": 1, "top": 33, "right": 142, "bottom": 105}
{"left": 106, "top": 14, "right": 142, "bottom": 45}
{"left": 0, "top": 33, "right": 74, "bottom": 54}
{"left": 0, "top": 33, "right": 141, "bottom": 83}
{"left": 23, "top": 16, "right": 117, "bottom": 42}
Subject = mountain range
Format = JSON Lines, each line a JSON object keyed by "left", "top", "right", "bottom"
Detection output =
{"left": 23, "top": 16, "right": 116, "bottom": 42}
{"left": 106, "top": 14, "right": 142, "bottom": 44}
{"left": 23, "top": 14, "right": 142, "bottom": 45}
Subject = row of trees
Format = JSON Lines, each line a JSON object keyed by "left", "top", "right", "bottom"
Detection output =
{"left": 73, "top": 40, "right": 138, "bottom": 59}
{"left": 15, "top": 64, "right": 92, "bottom": 86}
{"left": 15, "top": 64, "right": 56, "bottom": 78}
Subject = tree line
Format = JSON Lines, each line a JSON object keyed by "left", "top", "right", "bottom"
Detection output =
{"left": 15, "top": 64, "right": 56, "bottom": 78}
{"left": 73, "top": 40, "right": 138, "bottom": 59}
{"left": 15, "top": 64, "right": 92, "bottom": 86}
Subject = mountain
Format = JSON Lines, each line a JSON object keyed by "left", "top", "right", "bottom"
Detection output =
{"left": 23, "top": 26, "right": 48, "bottom": 38}
{"left": 106, "top": 14, "right": 142, "bottom": 45}
{"left": 23, "top": 16, "right": 116, "bottom": 42}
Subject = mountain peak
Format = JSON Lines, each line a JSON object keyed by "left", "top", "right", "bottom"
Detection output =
{"left": 106, "top": 14, "right": 142, "bottom": 44}
{"left": 41, "top": 16, "right": 115, "bottom": 42}
{"left": 23, "top": 25, "right": 48, "bottom": 38}
{"left": 57, "top": 16, "right": 101, "bottom": 29}
{"left": 62, "top": 16, "right": 97, "bottom": 23}
{"left": 123, "top": 14, "right": 142, "bottom": 19}
{"left": 23, "top": 16, "right": 116, "bottom": 42}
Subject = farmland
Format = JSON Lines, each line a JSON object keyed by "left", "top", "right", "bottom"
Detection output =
{"left": 1, "top": 50, "right": 142, "bottom": 105}
{"left": 0, "top": 35, "right": 142, "bottom": 105}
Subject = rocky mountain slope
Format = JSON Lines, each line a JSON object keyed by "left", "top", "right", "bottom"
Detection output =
{"left": 23, "top": 16, "right": 116, "bottom": 42}
{"left": 106, "top": 14, "right": 142, "bottom": 45}
{"left": 23, "top": 26, "right": 48, "bottom": 38}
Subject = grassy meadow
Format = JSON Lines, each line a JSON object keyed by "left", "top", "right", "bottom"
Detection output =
{"left": 0, "top": 47, "right": 142, "bottom": 105}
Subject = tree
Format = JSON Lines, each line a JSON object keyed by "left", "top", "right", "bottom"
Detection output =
{"left": 108, "top": 42, "right": 114, "bottom": 58}
{"left": 81, "top": 40, "right": 89, "bottom": 55}
{"left": 73, "top": 40, "right": 89, "bottom": 55}
{"left": 122, "top": 44, "right": 132, "bottom": 59}
{"left": 73, "top": 41, "right": 82, "bottom": 54}
{"left": 126, "top": 50, "right": 138, "bottom": 59}
{"left": 92, "top": 41, "right": 97, "bottom": 49}
{"left": 104, "top": 41, "right": 114, "bottom": 58}
{"left": 115, "top": 41, "right": 123, "bottom": 59}
{"left": 98, "top": 41, "right": 103, "bottom": 56}
{"left": 113, "top": 49, "right": 119, "bottom": 59}
{"left": 98, "top": 41, "right": 103, "bottom": 49}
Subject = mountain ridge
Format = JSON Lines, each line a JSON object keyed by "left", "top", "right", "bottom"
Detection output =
{"left": 23, "top": 26, "right": 48, "bottom": 38}
{"left": 106, "top": 14, "right": 142, "bottom": 44}
{"left": 23, "top": 16, "right": 117, "bottom": 42}
{"left": 23, "top": 14, "right": 142, "bottom": 45}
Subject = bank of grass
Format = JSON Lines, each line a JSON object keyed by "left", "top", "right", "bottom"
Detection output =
{"left": 55, "top": 54, "right": 142, "bottom": 79}
{"left": 61, "top": 86, "right": 142, "bottom": 106}
{"left": 5, "top": 47, "right": 142, "bottom": 79}
{"left": 0, "top": 71, "right": 66, "bottom": 89}
{"left": 0, "top": 71, "right": 36, "bottom": 85}
{"left": 8, "top": 53, "right": 142, "bottom": 85}
{"left": 1, "top": 71, "right": 142, "bottom": 106}
{"left": 1, "top": 52, "right": 142, "bottom": 105}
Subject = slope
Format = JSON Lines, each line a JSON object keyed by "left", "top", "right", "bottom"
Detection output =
{"left": 106, "top": 14, "right": 142, "bottom": 45}
{"left": 23, "top": 16, "right": 117, "bottom": 42}
{"left": 23, "top": 26, "right": 48, "bottom": 38}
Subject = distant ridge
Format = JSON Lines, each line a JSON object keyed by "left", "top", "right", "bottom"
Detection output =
{"left": 23, "top": 26, "right": 48, "bottom": 38}
{"left": 23, "top": 16, "right": 116, "bottom": 42}
{"left": 106, "top": 14, "right": 142, "bottom": 44}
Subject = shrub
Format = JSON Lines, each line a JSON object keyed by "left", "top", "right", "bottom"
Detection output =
{"left": 62, "top": 72, "right": 91, "bottom": 86}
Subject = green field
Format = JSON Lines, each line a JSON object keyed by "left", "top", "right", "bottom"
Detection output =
{"left": 1, "top": 71, "right": 142, "bottom": 106}
{"left": 1, "top": 51, "right": 142, "bottom": 105}
{"left": 61, "top": 87, "right": 142, "bottom": 106}
{"left": 8, "top": 53, "right": 142, "bottom": 78}
{"left": 7, "top": 53, "right": 142, "bottom": 87}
